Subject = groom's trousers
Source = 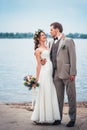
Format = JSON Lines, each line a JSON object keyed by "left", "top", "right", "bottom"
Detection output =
{"left": 53, "top": 75, "right": 76, "bottom": 122}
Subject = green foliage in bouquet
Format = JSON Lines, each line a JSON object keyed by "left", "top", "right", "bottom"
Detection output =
{"left": 23, "top": 75, "right": 39, "bottom": 90}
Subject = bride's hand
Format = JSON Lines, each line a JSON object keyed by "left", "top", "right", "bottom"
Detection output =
{"left": 35, "top": 78, "right": 39, "bottom": 82}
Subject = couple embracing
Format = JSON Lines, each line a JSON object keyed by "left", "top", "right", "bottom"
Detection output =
{"left": 31, "top": 22, "right": 77, "bottom": 127}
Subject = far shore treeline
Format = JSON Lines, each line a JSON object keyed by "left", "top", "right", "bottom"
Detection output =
{"left": 0, "top": 32, "right": 87, "bottom": 39}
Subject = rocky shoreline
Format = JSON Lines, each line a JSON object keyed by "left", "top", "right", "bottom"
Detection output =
{"left": 5, "top": 101, "right": 87, "bottom": 118}
{"left": 5, "top": 101, "right": 87, "bottom": 110}
{"left": 0, "top": 101, "right": 87, "bottom": 130}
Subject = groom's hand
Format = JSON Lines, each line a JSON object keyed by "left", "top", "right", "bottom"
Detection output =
{"left": 41, "top": 58, "right": 47, "bottom": 65}
{"left": 70, "top": 75, "right": 75, "bottom": 81}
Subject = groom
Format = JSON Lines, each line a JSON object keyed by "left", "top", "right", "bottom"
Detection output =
{"left": 42, "top": 22, "right": 77, "bottom": 127}
{"left": 49, "top": 22, "right": 77, "bottom": 127}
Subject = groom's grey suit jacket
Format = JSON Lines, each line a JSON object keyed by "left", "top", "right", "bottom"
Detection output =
{"left": 48, "top": 37, "right": 77, "bottom": 79}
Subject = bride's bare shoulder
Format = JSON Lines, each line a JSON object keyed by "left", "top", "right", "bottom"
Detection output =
{"left": 34, "top": 48, "right": 41, "bottom": 56}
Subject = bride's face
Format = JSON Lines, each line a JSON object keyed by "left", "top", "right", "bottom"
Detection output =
{"left": 39, "top": 32, "right": 47, "bottom": 42}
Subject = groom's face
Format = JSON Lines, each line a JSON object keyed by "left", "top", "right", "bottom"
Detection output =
{"left": 50, "top": 25, "right": 59, "bottom": 38}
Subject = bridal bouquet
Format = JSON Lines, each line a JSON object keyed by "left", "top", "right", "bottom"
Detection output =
{"left": 23, "top": 75, "right": 39, "bottom": 90}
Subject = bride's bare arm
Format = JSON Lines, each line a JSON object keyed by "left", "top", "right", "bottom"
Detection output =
{"left": 35, "top": 50, "right": 41, "bottom": 81}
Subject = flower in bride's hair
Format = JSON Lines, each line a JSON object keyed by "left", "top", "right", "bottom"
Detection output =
{"left": 33, "top": 29, "right": 43, "bottom": 39}
{"left": 38, "top": 29, "right": 43, "bottom": 33}
{"left": 34, "top": 31, "right": 38, "bottom": 38}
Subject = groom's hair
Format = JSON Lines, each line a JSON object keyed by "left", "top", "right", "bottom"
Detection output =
{"left": 50, "top": 22, "right": 63, "bottom": 33}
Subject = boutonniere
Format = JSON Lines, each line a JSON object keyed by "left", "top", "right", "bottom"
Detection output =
{"left": 61, "top": 45, "right": 66, "bottom": 49}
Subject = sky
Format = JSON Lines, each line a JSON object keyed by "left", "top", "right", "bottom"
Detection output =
{"left": 0, "top": 0, "right": 87, "bottom": 34}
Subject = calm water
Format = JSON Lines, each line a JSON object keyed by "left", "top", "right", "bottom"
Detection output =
{"left": 0, "top": 39, "right": 87, "bottom": 103}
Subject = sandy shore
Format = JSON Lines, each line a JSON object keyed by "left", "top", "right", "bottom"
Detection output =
{"left": 0, "top": 101, "right": 87, "bottom": 130}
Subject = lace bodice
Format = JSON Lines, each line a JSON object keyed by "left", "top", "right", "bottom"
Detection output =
{"left": 41, "top": 50, "right": 50, "bottom": 60}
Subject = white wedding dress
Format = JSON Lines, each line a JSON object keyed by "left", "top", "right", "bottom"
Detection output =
{"left": 31, "top": 49, "right": 60, "bottom": 123}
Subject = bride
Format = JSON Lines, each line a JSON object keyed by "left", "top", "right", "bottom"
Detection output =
{"left": 31, "top": 29, "right": 60, "bottom": 125}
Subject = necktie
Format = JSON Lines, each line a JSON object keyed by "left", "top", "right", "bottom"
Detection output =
{"left": 54, "top": 37, "right": 58, "bottom": 41}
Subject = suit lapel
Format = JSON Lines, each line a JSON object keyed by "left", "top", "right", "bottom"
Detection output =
{"left": 57, "top": 38, "right": 65, "bottom": 55}
{"left": 49, "top": 40, "right": 54, "bottom": 50}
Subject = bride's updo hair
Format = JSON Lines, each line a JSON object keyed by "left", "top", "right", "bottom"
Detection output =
{"left": 33, "top": 29, "right": 44, "bottom": 50}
